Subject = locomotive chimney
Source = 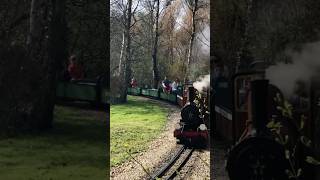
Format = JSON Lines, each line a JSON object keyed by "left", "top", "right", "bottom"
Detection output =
{"left": 251, "top": 80, "right": 269, "bottom": 136}
{"left": 188, "top": 86, "right": 195, "bottom": 103}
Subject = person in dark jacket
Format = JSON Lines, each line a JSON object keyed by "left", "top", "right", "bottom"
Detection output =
{"left": 162, "top": 76, "right": 171, "bottom": 93}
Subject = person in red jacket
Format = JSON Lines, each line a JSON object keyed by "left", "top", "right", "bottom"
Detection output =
{"left": 130, "top": 77, "right": 137, "bottom": 88}
{"left": 68, "top": 55, "right": 84, "bottom": 80}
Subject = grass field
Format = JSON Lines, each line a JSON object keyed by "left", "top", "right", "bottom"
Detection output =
{"left": 110, "top": 96, "right": 168, "bottom": 167}
{"left": 0, "top": 105, "right": 107, "bottom": 180}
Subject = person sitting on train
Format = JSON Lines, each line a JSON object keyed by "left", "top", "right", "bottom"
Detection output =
{"left": 171, "top": 78, "right": 179, "bottom": 94}
{"left": 162, "top": 76, "right": 171, "bottom": 93}
{"left": 68, "top": 55, "right": 84, "bottom": 80}
{"left": 130, "top": 77, "right": 137, "bottom": 88}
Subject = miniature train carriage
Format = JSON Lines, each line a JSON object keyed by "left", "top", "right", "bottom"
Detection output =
{"left": 56, "top": 75, "right": 108, "bottom": 106}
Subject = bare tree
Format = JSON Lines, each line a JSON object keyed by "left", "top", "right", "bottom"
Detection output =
{"left": 151, "top": 0, "right": 160, "bottom": 88}
{"left": 123, "top": 0, "right": 133, "bottom": 101}
{"left": 111, "top": 0, "right": 140, "bottom": 102}
{"left": 184, "top": 0, "right": 198, "bottom": 82}
{"left": 118, "top": 29, "right": 126, "bottom": 75}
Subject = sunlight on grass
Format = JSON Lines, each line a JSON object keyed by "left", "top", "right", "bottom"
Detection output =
{"left": 0, "top": 106, "right": 107, "bottom": 180}
{"left": 110, "top": 96, "right": 168, "bottom": 167}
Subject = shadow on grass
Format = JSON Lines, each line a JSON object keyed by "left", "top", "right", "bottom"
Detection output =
{"left": 55, "top": 99, "right": 109, "bottom": 112}
{"left": 0, "top": 105, "right": 108, "bottom": 179}
{"left": 55, "top": 105, "right": 107, "bottom": 142}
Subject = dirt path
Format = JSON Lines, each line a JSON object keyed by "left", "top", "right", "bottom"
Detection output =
{"left": 110, "top": 97, "right": 181, "bottom": 180}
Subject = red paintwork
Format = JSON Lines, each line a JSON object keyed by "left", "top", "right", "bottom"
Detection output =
{"left": 173, "top": 129, "right": 209, "bottom": 140}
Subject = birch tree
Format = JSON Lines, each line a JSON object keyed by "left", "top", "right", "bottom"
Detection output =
{"left": 184, "top": 0, "right": 198, "bottom": 82}
{"left": 151, "top": 0, "right": 160, "bottom": 88}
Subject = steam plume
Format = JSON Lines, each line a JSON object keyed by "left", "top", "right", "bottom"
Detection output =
{"left": 193, "top": 74, "right": 210, "bottom": 92}
{"left": 266, "top": 41, "right": 320, "bottom": 97}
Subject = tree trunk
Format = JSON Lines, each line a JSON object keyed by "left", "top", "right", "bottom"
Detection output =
{"left": 118, "top": 29, "right": 126, "bottom": 76}
{"left": 151, "top": 0, "right": 160, "bottom": 89}
{"left": 27, "top": 0, "right": 66, "bottom": 130}
{"left": 184, "top": 0, "right": 198, "bottom": 83}
{"left": 27, "top": 0, "right": 52, "bottom": 129}
{"left": 119, "top": 0, "right": 133, "bottom": 102}
{"left": 47, "top": 0, "right": 67, "bottom": 117}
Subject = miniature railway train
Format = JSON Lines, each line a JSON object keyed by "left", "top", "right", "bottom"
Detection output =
{"left": 128, "top": 85, "right": 210, "bottom": 147}
{"left": 213, "top": 67, "right": 320, "bottom": 179}
{"left": 55, "top": 76, "right": 109, "bottom": 106}
{"left": 127, "top": 87, "right": 183, "bottom": 106}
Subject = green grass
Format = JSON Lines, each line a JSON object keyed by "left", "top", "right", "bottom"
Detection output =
{"left": 0, "top": 105, "right": 107, "bottom": 180}
{"left": 110, "top": 96, "right": 168, "bottom": 167}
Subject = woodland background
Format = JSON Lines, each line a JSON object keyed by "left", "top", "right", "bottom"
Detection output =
{"left": 110, "top": 0, "right": 210, "bottom": 102}
{"left": 0, "top": 0, "right": 107, "bottom": 134}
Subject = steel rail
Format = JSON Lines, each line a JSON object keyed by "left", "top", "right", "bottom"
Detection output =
{"left": 164, "top": 148, "right": 194, "bottom": 180}
{"left": 151, "top": 146, "right": 186, "bottom": 179}
{"left": 151, "top": 146, "right": 194, "bottom": 180}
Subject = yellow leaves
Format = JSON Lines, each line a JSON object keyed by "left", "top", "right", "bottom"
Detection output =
{"left": 266, "top": 120, "right": 282, "bottom": 129}
{"left": 283, "top": 100, "right": 293, "bottom": 118}
{"left": 286, "top": 168, "right": 303, "bottom": 179}
{"left": 275, "top": 100, "right": 293, "bottom": 119}
{"left": 266, "top": 120, "right": 282, "bottom": 135}
{"left": 284, "top": 135, "right": 289, "bottom": 145}
{"left": 285, "top": 150, "right": 290, "bottom": 159}
{"left": 273, "top": 93, "right": 293, "bottom": 118}
{"left": 300, "top": 115, "right": 306, "bottom": 130}
{"left": 306, "top": 156, "right": 320, "bottom": 166}
{"left": 300, "top": 136, "right": 311, "bottom": 147}
{"left": 269, "top": 91, "right": 317, "bottom": 179}
{"left": 297, "top": 168, "right": 302, "bottom": 177}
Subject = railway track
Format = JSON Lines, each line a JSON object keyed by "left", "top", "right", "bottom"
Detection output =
{"left": 150, "top": 146, "right": 194, "bottom": 180}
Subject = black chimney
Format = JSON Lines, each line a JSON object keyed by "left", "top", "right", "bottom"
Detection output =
{"left": 251, "top": 80, "right": 269, "bottom": 136}
{"left": 189, "top": 86, "right": 195, "bottom": 103}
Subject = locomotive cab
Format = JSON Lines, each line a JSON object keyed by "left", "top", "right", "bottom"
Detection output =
{"left": 227, "top": 78, "right": 290, "bottom": 180}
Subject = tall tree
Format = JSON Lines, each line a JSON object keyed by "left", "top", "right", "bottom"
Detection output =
{"left": 124, "top": 0, "right": 133, "bottom": 98}
{"left": 48, "top": 0, "right": 67, "bottom": 119}
{"left": 151, "top": 0, "right": 160, "bottom": 88}
{"left": 118, "top": 0, "right": 133, "bottom": 102}
{"left": 27, "top": 0, "right": 66, "bottom": 129}
{"left": 28, "top": 0, "right": 52, "bottom": 129}
{"left": 118, "top": 29, "right": 126, "bottom": 75}
{"left": 184, "top": 0, "right": 198, "bottom": 82}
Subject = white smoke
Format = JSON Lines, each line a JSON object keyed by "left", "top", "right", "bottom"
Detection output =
{"left": 193, "top": 74, "right": 210, "bottom": 92}
{"left": 266, "top": 41, "right": 320, "bottom": 98}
